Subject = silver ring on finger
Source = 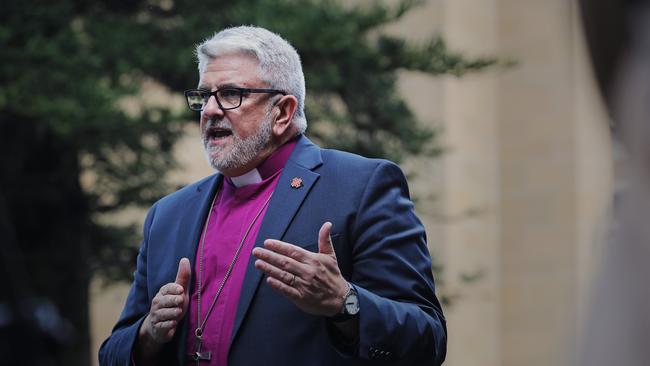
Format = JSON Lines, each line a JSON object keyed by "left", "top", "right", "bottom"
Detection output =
{"left": 290, "top": 273, "right": 297, "bottom": 286}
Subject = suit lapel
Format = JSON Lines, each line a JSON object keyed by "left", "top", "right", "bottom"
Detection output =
{"left": 178, "top": 174, "right": 223, "bottom": 266}
{"left": 174, "top": 173, "right": 222, "bottom": 364}
{"left": 230, "top": 136, "right": 323, "bottom": 344}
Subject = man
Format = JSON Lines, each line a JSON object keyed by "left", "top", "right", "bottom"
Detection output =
{"left": 99, "top": 26, "right": 446, "bottom": 365}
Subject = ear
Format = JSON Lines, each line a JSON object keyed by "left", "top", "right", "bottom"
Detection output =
{"left": 271, "top": 95, "right": 298, "bottom": 137}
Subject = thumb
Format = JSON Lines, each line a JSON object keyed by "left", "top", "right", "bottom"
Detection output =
{"left": 318, "top": 222, "right": 335, "bottom": 257}
{"left": 175, "top": 257, "right": 191, "bottom": 293}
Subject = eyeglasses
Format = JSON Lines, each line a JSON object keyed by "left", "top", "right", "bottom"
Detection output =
{"left": 184, "top": 87, "right": 287, "bottom": 111}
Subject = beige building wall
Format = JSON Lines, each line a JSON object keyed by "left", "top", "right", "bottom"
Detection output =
{"left": 440, "top": 2, "right": 501, "bottom": 365}
{"left": 90, "top": 1, "right": 613, "bottom": 365}
{"left": 497, "top": 1, "right": 578, "bottom": 363}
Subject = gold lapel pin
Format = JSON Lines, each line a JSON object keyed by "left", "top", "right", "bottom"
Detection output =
{"left": 290, "top": 177, "right": 303, "bottom": 189}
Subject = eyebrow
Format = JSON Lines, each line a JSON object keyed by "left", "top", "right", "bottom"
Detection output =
{"left": 196, "top": 83, "right": 241, "bottom": 91}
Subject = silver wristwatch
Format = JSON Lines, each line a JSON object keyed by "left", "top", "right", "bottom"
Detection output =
{"left": 331, "top": 282, "right": 360, "bottom": 322}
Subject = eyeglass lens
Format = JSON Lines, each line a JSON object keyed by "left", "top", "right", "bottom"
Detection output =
{"left": 185, "top": 89, "right": 242, "bottom": 111}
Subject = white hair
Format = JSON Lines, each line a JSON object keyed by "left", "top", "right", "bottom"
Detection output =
{"left": 196, "top": 26, "right": 307, "bottom": 133}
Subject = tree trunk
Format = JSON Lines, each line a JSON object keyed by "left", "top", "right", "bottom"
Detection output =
{"left": 0, "top": 118, "right": 91, "bottom": 365}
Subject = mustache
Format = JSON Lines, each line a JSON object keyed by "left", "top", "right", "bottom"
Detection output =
{"left": 204, "top": 117, "right": 233, "bottom": 130}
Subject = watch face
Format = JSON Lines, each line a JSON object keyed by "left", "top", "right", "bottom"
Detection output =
{"left": 344, "top": 292, "right": 360, "bottom": 315}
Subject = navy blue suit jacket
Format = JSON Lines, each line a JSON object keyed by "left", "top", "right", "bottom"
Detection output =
{"left": 99, "top": 135, "right": 446, "bottom": 365}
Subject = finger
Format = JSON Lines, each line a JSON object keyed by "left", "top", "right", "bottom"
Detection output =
{"left": 152, "top": 307, "right": 184, "bottom": 322}
{"left": 262, "top": 239, "right": 310, "bottom": 262}
{"left": 252, "top": 247, "right": 308, "bottom": 275}
{"left": 159, "top": 282, "right": 184, "bottom": 296}
{"left": 318, "top": 222, "right": 335, "bottom": 256}
{"left": 266, "top": 276, "right": 302, "bottom": 300}
{"left": 156, "top": 294, "right": 184, "bottom": 309}
{"left": 175, "top": 257, "right": 191, "bottom": 292}
{"left": 255, "top": 259, "right": 296, "bottom": 285}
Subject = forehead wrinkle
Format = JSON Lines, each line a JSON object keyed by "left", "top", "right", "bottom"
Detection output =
{"left": 198, "top": 75, "right": 262, "bottom": 90}
{"left": 199, "top": 54, "right": 267, "bottom": 89}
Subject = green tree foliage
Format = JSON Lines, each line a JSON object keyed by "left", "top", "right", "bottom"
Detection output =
{"left": 0, "top": 0, "right": 494, "bottom": 364}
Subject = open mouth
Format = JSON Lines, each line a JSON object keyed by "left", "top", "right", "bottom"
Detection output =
{"left": 206, "top": 127, "right": 233, "bottom": 141}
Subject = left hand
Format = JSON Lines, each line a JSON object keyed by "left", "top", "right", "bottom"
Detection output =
{"left": 252, "top": 222, "right": 348, "bottom": 316}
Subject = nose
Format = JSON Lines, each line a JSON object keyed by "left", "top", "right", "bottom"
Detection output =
{"left": 201, "top": 94, "right": 224, "bottom": 119}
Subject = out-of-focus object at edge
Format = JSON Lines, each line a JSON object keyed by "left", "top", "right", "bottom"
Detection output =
{"left": 579, "top": 1, "right": 650, "bottom": 366}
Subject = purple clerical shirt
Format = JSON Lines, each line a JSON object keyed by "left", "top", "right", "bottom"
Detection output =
{"left": 185, "top": 139, "right": 297, "bottom": 365}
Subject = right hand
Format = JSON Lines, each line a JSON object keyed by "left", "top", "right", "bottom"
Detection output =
{"left": 142, "top": 258, "right": 191, "bottom": 344}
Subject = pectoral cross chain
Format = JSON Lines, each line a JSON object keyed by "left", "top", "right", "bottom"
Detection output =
{"left": 188, "top": 191, "right": 272, "bottom": 365}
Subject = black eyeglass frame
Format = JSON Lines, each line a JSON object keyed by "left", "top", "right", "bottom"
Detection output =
{"left": 183, "top": 87, "right": 287, "bottom": 111}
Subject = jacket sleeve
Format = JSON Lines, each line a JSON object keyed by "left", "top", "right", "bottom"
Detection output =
{"left": 339, "top": 161, "right": 447, "bottom": 365}
{"left": 98, "top": 203, "right": 158, "bottom": 366}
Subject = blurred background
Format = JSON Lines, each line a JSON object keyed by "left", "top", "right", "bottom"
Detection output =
{"left": 1, "top": 0, "right": 617, "bottom": 365}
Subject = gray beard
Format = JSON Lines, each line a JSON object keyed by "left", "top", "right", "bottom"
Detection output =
{"left": 202, "top": 114, "right": 273, "bottom": 172}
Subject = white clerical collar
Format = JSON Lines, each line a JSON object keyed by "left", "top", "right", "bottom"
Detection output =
{"left": 229, "top": 168, "right": 263, "bottom": 187}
